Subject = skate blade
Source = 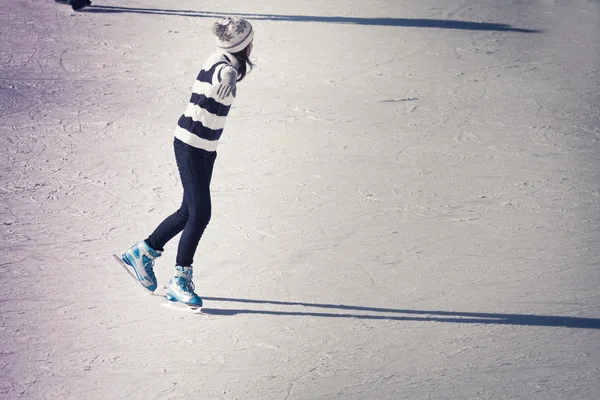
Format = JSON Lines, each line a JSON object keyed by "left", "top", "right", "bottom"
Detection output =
{"left": 161, "top": 300, "right": 203, "bottom": 314}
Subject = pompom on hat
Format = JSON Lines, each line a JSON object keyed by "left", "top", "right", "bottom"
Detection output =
{"left": 212, "top": 17, "right": 254, "bottom": 54}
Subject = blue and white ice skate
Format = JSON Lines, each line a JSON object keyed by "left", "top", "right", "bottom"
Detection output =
{"left": 164, "top": 266, "right": 203, "bottom": 311}
{"left": 117, "top": 240, "right": 162, "bottom": 292}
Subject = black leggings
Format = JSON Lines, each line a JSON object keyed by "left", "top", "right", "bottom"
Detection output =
{"left": 146, "top": 138, "right": 216, "bottom": 266}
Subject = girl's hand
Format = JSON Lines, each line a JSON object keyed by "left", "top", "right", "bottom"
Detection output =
{"left": 217, "top": 67, "right": 238, "bottom": 99}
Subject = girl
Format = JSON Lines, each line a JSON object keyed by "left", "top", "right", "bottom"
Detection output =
{"left": 118, "top": 17, "right": 255, "bottom": 307}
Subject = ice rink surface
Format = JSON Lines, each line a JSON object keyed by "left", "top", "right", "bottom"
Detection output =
{"left": 1, "top": 0, "right": 599, "bottom": 398}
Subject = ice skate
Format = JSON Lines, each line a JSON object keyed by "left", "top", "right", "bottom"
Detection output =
{"left": 119, "top": 240, "right": 162, "bottom": 292}
{"left": 165, "top": 266, "right": 203, "bottom": 311}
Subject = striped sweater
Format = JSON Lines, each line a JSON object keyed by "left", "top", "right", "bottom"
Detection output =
{"left": 174, "top": 50, "right": 240, "bottom": 152}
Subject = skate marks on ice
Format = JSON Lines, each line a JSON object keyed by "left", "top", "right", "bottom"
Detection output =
{"left": 111, "top": 254, "right": 203, "bottom": 314}
{"left": 199, "top": 297, "right": 600, "bottom": 330}
{"left": 78, "top": 6, "right": 539, "bottom": 33}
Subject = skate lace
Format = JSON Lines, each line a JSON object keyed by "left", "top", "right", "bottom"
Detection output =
{"left": 142, "top": 256, "right": 157, "bottom": 279}
{"left": 177, "top": 276, "right": 196, "bottom": 293}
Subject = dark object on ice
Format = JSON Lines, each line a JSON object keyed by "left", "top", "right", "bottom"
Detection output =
{"left": 70, "top": 0, "right": 92, "bottom": 11}
{"left": 55, "top": 0, "right": 92, "bottom": 11}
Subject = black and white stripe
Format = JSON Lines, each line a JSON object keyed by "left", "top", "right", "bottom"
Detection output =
{"left": 174, "top": 51, "right": 239, "bottom": 151}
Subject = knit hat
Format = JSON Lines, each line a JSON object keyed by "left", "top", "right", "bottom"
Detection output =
{"left": 212, "top": 17, "right": 254, "bottom": 54}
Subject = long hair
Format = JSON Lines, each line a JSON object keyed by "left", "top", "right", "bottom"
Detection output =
{"left": 231, "top": 44, "right": 254, "bottom": 82}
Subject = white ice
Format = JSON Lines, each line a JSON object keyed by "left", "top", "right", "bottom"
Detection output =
{"left": 1, "top": 0, "right": 599, "bottom": 399}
